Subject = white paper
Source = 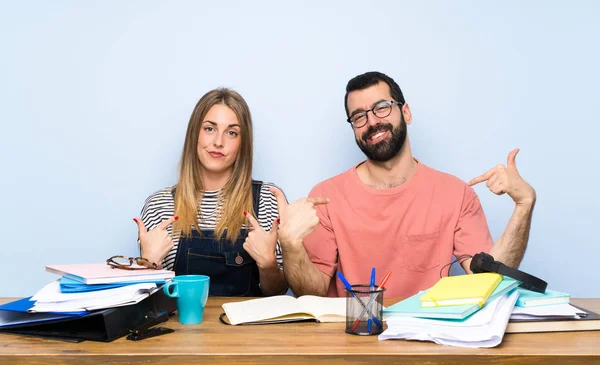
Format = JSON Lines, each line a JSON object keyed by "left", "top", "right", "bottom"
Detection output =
{"left": 511, "top": 303, "right": 585, "bottom": 319}
{"left": 29, "top": 280, "right": 158, "bottom": 312}
{"left": 31, "top": 280, "right": 156, "bottom": 302}
{"left": 379, "top": 290, "right": 519, "bottom": 348}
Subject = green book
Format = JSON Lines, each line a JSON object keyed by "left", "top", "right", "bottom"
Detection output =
{"left": 383, "top": 276, "right": 520, "bottom": 320}
{"left": 515, "top": 288, "right": 570, "bottom": 307}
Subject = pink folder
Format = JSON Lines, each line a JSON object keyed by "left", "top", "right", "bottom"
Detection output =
{"left": 46, "top": 263, "right": 175, "bottom": 285}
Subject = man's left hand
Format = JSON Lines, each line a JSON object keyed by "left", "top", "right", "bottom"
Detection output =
{"left": 469, "top": 148, "right": 536, "bottom": 206}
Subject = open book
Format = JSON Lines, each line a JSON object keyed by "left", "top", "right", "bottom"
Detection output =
{"left": 221, "top": 295, "right": 346, "bottom": 325}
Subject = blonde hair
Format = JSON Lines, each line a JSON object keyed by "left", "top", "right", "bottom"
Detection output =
{"left": 173, "top": 88, "right": 254, "bottom": 242}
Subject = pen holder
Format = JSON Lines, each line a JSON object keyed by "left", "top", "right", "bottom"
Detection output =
{"left": 344, "top": 284, "right": 385, "bottom": 336}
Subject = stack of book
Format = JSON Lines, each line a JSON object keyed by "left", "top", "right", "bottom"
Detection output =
{"left": 30, "top": 263, "right": 175, "bottom": 312}
{"left": 0, "top": 262, "right": 176, "bottom": 339}
{"left": 379, "top": 273, "right": 600, "bottom": 348}
{"left": 507, "top": 288, "right": 600, "bottom": 333}
{"left": 380, "top": 273, "right": 520, "bottom": 348}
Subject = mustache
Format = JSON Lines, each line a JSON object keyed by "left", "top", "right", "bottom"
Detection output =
{"left": 362, "top": 123, "right": 393, "bottom": 143}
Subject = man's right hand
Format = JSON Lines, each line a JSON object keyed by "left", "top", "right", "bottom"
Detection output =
{"left": 133, "top": 216, "right": 178, "bottom": 266}
{"left": 269, "top": 188, "right": 330, "bottom": 249}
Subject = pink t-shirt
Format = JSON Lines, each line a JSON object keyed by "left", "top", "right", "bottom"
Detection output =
{"left": 304, "top": 160, "right": 493, "bottom": 298}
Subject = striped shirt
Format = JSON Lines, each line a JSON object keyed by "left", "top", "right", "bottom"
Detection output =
{"left": 139, "top": 182, "right": 284, "bottom": 271}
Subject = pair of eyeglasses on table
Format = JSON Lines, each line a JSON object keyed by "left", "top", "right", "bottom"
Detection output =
{"left": 106, "top": 255, "right": 162, "bottom": 270}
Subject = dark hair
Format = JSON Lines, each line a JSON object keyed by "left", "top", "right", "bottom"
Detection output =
{"left": 344, "top": 71, "right": 406, "bottom": 116}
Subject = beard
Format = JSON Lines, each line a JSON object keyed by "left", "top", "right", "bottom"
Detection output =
{"left": 355, "top": 117, "right": 407, "bottom": 162}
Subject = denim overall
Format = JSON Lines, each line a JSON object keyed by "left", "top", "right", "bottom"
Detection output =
{"left": 172, "top": 182, "right": 262, "bottom": 296}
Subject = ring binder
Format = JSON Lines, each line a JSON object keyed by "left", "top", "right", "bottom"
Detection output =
{"left": 0, "top": 288, "right": 176, "bottom": 342}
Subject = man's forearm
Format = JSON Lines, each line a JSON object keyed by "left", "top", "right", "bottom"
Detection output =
{"left": 489, "top": 201, "right": 535, "bottom": 268}
{"left": 258, "top": 264, "right": 287, "bottom": 296}
{"left": 282, "top": 241, "right": 329, "bottom": 297}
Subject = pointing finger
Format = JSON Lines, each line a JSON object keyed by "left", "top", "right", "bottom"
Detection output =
{"left": 507, "top": 148, "right": 520, "bottom": 168}
{"left": 469, "top": 168, "right": 496, "bottom": 186}
{"left": 133, "top": 217, "right": 147, "bottom": 237}
{"left": 243, "top": 211, "right": 261, "bottom": 231}
{"left": 157, "top": 216, "right": 178, "bottom": 230}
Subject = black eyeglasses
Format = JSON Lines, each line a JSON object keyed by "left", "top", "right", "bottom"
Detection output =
{"left": 347, "top": 100, "right": 403, "bottom": 128}
{"left": 107, "top": 255, "right": 161, "bottom": 270}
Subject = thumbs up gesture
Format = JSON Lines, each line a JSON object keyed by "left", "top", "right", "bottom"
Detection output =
{"left": 468, "top": 148, "right": 536, "bottom": 206}
{"left": 242, "top": 212, "right": 280, "bottom": 270}
{"left": 133, "top": 216, "right": 177, "bottom": 267}
{"left": 269, "top": 187, "right": 330, "bottom": 248}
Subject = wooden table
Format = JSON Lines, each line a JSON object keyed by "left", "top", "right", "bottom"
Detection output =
{"left": 1, "top": 297, "right": 599, "bottom": 365}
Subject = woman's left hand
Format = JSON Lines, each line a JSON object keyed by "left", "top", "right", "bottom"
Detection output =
{"left": 242, "top": 212, "right": 280, "bottom": 270}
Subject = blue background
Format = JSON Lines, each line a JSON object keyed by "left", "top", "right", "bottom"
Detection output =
{"left": 1, "top": 1, "right": 598, "bottom": 297}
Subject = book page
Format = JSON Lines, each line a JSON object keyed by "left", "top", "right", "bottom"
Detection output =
{"left": 29, "top": 281, "right": 158, "bottom": 312}
{"left": 511, "top": 304, "right": 585, "bottom": 320}
{"left": 222, "top": 296, "right": 307, "bottom": 325}
{"left": 296, "top": 295, "right": 346, "bottom": 322}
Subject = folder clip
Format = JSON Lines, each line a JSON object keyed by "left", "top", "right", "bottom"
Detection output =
{"left": 126, "top": 311, "right": 174, "bottom": 341}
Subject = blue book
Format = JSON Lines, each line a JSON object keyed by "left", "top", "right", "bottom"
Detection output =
{"left": 383, "top": 276, "right": 520, "bottom": 320}
{"left": 59, "top": 276, "right": 167, "bottom": 293}
{"left": 515, "top": 288, "right": 570, "bottom": 307}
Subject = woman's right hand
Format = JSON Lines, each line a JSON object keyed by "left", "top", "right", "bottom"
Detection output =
{"left": 133, "top": 216, "right": 178, "bottom": 267}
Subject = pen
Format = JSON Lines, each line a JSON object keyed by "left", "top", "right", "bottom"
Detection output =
{"left": 378, "top": 272, "right": 392, "bottom": 290}
{"left": 368, "top": 268, "right": 375, "bottom": 334}
{"left": 370, "top": 268, "right": 376, "bottom": 290}
{"left": 337, "top": 271, "right": 354, "bottom": 295}
{"left": 350, "top": 271, "right": 392, "bottom": 332}
{"left": 337, "top": 272, "right": 383, "bottom": 329}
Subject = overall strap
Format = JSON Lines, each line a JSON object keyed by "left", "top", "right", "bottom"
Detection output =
{"left": 251, "top": 180, "right": 263, "bottom": 216}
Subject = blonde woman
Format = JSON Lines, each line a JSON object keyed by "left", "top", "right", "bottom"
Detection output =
{"left": 133, "top": 88, "right": 287, "bottom": 296}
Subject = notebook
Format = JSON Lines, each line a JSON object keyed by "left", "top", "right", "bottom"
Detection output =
{"left": 221, "top": 295, "right": 346, "bottom": 325}
{"left": 384, "top": 276, "right": 519, "bottom": 319}
{"left": 46, "top": 263, "right": 174, "bottom": 285}
{"left": 515, "top": 288, "right": 570, "bottom": 307}
{"left": 420, "top": 273, "right": 503, "bottom": 307}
